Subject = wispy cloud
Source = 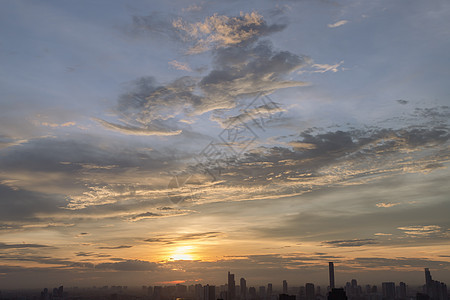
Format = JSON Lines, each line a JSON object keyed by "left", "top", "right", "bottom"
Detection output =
{"left": 128, "top": 209, "right": 193, "bottom": 221}
{"left": 41, "top": 121, "right": 76, "bottom": 128}
{"left": 0, "top": 243, "right": 52, "bottom": 249}
{"left": 106, "top": 13, "right": 308, "bottom": 132}
{"left": 95, "top": 260, "right": 160, "bottom": 271}
{"left": 98, "top": 245, "right": 133, "bottom": 250}
{"left": 322, "top": 239, "right": 377, "bottom": 247}
{"left": 376, "top": 202, "right": 400, "bottom": 208}
{"left": 173, "top": 12, "right": 285, "bottom": 54}
{"left": 95, "top": 118, "right": 182, "bottom": 136}
{"left": 311, "top": 61, "right": 344, "bottom": 73}
{"left": 168, "top": 60, "right": 192, "bottom": 71}
{"left": 397, "top": 225, "right": 443, "bottom": 236}
{"left": 144, "top": 231, "right": 224, "bottom": 244}
{"left": 328, "top": 20, "right": 348, "bottom": 28}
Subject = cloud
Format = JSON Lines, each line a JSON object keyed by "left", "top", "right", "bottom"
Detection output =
{"left": 41, "top": 121, "right": 76, "bottom": 128}
{"left": 98, "top": 245, "right": 133, "bottom": 250}
{"left": 0, "top": 135, "right": 28, "bottom": 150}
{"left": 0, "top": 242, "right": 51, "bottom": 249}
{"left": 397, "top": 225, "right": 443, "bottom": 236}
{"left": 288, "top": 141, "right": 317, "bottom": 150}
{"left": 168, "top": 60, "right": 192, "bottom": 71}
{"left": 397, "top": 99, "right": 409, "bottom": 105}
{"left": 95, "top": 260, "right": 159, "bottom": 271}
{"left": 0, "top": 184, "right": 66, "bottom": 221}
{"left": 95, "top": 118, "right": 182, "bottom": 136}
{"left": 173, "top": 12, "right": 286, "bottom": 54}
{"left": 328, "top": 20, "right": 348, "bottom": 28}
{"left": 110, "top": 13, "right": 308, "bottom": 131}
{"left": 76, "top": 252, "right": 111, "bottom": 258}
{"left": 322, "top": 239, "right": 378, "bottom": 247}
{"left": 182, "top": 4, "right": 202, "bottom": 12}
{"left": 144, "top": 231, "right": 223, "bottom": 244}
{"left": 128, "top": 209, "right": 193, "bottom": 221}
{"left": 130, "top": 13, "right": 180, "bottom": 39}
{"left": 210, "top": 99, "right": 286, "bottom": 128}
{"left": 311, "top": 60, "right": 344, "bottom": 73}
{"left": 376, "top": 202, "right": 400, "bottom": 208}
{"left": 352, "top": 257, "right": 450, "bottom": 269}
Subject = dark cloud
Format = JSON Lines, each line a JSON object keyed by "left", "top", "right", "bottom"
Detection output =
{"left": 0, "top": 242, "right": 51, "bottom": 249}
{"left": 172, "top": 12, "right": 286, "bottom": 53}
{"left": 0, "top": 135, "right": 172, "bottom": 173}
{"left": 249, "top": 186, "right": 450, "bottom": 244}
{"left": 95, "top": 259, "right": 159, "bottom": 271}
{"left": 0, "top": 134, "right": 186, "bottom": 211}
{"left": 0, "top": 254, "right": 79, "bottom": 266}
{"left": 76, "top": 252, "right": 111, "bottom": 258}
{"left": 144, "top": 231, "right": 223, "bottom": 244}
{"left": 102, "top": 13, "right": 307, "bottom": 134}
{"left": 322, "top": 239, "right": 378, "bottom": 247}
{"left": 413, "top": 106, "right": 450, "bottom": 119}
{"left": 131, "top": 13, "right": 181, "bottom": 39}
{"left": 0, "top": 135, "right": 27, "bottom": 149}
{"left": 0, "top": 184, "right": 65, "bottom": 221}
{"left": 128, "top": 212, "right": 163, "bottom": 221}
{"left": 157, "top": 206, "right": 174, "bottom": 210}
{"left": 396, "top": 99, "right": 409, "bottom": 105}
{"left": 97, "top": 245, "right": 133, "bottom": 250}
{"left": 94, "top": 118, "right": 182, "bottom": 136}
{"left": 352, "top": 257, "right": 450, "bottom": 269}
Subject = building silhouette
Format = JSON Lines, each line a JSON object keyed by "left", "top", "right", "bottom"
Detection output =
{"left": 283, "top": 280, "right": 288, "bottom": 294}
{"left": 424, "top": 268, "right": 447, "bottom": 300}
{"left": 280, "top": 294, "right": 296, "bottom": 300}
{"left": 328, "top": 289, "right": 348, "bottom": 300}
{"left": 306, "top": 283, "right": 315, "bottom": 300}
{"left": 241, "top": 278, "right": 247, "bottom": 300}
{"left": 249, "top": 287, "right": 256, "bottom": 300}
{"left": 228, "top": 272, "right": 236, "bottom": 300}
{"left": 397, "top": 282, "right": 407, "bottom": 300}
{"left": 329, "top": 262, "right": 335, "bottom": 290}
{"left": 382, "top": 282, "right": 395, "bottom": 300}
{"left": 267, "top": 283, "right": 273, "bottom": 299}
{"left": 204, "top": 284, "right": 216, "bottom": 300}
{"left": 259, "top": 286, "right": 266, "bottom": 299}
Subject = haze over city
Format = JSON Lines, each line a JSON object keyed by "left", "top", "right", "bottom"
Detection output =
{"left": 0, "top": 0, "right": 449, "bottom": 290}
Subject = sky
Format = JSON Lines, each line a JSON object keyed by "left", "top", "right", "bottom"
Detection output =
{"left": 0, "top": 0, "right": 449, "bottom": 289}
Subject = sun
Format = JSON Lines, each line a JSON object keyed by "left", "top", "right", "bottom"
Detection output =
{"left": 170, "top": 246, "right": 195, "bottom": 261}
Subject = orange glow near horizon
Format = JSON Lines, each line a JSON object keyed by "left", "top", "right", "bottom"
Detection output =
{"left": 169, "top": 245, "right": 196, "bottom": 261}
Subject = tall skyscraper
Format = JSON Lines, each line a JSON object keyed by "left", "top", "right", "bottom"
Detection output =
{"left": 228, "top": 272, "right": 236, "bottom": 300}
{"left": 283, "top": 280, "right": 288, "bottom": 294}
{"left": 241, "top": 278, "right": 247, "bottom": 300}
{"left": 425, "top": 268, "right": 432, "bottom": 288}
{"left": 305, "top": 283, "right": 315, "bottom": 300}
{"left": 267, "top": 284, "right": 273, "bottom": 298}
{"left": 195, "top": 284, "right": 203, "bottom": 300}
{"left": 329, "top": 262, "right": 335, "bottom": 289}
{"left": 204, "top": 285, "right": 216, "bottom": 300}
{"left": 259, "top": 286, "right": 266, "bottom": 298}
{"left": 249, "top": 287, "right": 256, "bottom": 300}
{"left": 424, "top": 268, "right": 448, "bottom": 300}
{"left": 382, "top": 282, "right": 395, "bottom": 300}
{"left": 397, "top": 282, "right": 407, "bottom": 300}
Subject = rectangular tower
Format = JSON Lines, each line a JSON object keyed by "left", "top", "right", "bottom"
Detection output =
{"left": 228, "top": 272, "right": 236, "bottom": 300}
{"left": 329, "top": 262, "right": 335, "bottom": 289}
